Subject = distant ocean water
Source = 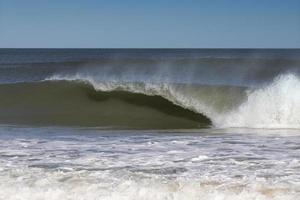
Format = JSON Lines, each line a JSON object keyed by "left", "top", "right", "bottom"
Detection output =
{"left": 0, "top": 49, "right": 299, "bottom": 199}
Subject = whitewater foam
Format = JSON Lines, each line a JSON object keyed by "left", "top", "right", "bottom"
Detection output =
{"left": 0, "top": 126, "right": 299, "bottom": 200}
{"left": 219, "top": 74, "right": 300, "bottom": 128}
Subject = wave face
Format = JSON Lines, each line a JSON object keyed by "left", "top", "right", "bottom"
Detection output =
{"left": 0, "top": 49, "right": 300, "bottom": 129}
{"left": 0, "top": 81, "right": 212, "bottom": 129}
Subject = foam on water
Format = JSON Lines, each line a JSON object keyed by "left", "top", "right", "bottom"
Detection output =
{"left": 0, "top": 127, "right": 299, "bottom": 200}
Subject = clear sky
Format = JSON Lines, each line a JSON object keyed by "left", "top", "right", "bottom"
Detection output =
{"left": 0, "top": 0, "right": 299, "bottom": 48}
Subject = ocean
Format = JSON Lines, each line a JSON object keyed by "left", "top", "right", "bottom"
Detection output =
{"left": 0, "top": 49, "right": 299, "bottom": 199}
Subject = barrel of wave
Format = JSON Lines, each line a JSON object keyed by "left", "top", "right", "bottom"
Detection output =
{"left": 47, "top": 74, "right": 249, "bottom": 127}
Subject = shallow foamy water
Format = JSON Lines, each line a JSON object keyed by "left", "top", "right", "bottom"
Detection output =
{"left": 0, "top": 126, "right": 299, "bottom": 200}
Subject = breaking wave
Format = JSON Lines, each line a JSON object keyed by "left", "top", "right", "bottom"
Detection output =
{"left": 0, "top": 73, "right": 299, "bottom": 129}
{"left": 48, "top": 73, "right": 300, "bottom": 129}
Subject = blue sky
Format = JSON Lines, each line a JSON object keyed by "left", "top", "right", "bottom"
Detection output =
{"left": 0, "top": 0, "right": 299, "bottom": 48}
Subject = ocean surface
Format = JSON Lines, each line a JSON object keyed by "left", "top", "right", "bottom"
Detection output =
{"left": 0, "top": 49, "right": 300, "bottom": 199}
